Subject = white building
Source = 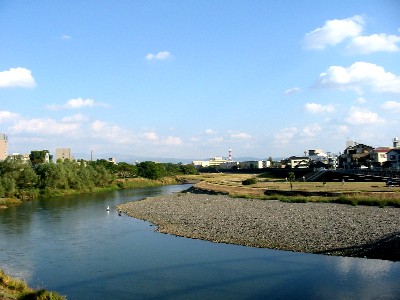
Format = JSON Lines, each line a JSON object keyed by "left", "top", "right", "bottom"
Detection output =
{"left": 0, "top": 133, "right": 8, "bottom": 161}
{"left": 192, "top": 156, "right": 228, "bottom": 169}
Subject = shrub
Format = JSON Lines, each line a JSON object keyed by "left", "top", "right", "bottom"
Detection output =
{"left": 242, "top": 178, "right": 257, "bottom": 185}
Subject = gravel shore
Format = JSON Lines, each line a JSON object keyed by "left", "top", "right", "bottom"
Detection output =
{"left": 117, "top": 192, "right": 400, "bottom": 260}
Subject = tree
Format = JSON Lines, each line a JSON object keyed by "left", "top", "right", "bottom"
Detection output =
{"left": 29, "top": 150, "right": 52, "bottom": 165}
{"left": 115, "top": 162, "right": 137, "bottom": 178}
{"left": 137, "top": 161, "right": 165, "bottom": 180}
{"left": 288, "top": 172, "right": 295, "bottom": 191}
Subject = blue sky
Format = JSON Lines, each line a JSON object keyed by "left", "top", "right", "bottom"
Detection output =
{"left": 1, "top": 1, "right": 400, "bottom": 161}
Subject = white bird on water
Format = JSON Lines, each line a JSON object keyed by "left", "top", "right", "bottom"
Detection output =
{"left": 106, "top": 206, "right": 110, "bottom": 211}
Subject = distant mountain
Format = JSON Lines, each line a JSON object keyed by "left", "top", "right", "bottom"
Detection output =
{"left": 73, "top": 152, "right": 194, "bottom": 164}
{"left": 73, "top": 153, "right": 270, "bottom": 164}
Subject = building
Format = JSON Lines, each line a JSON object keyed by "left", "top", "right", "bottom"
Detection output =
{"left": 282, "top": 156, "right": 310, "bottom": 168}
{"left": 9, "top": 153, "right": 30, "bottom": 163}
{"left": 0, "top": 133, "right": 8, "bottom": 161}
{"left": 56, "top": 148, "right": 72, "bottom": 161}
{"left": 239, "top": 160, "right": 270, "bottom": 169}
{"left": 192, "top": 156, "right": 229, "bottom": 169}
{"left": 372, "top": 147, "right": 390, "bottom": 167}
{"left": 339, "top": 142, "right": 374, "bottom": 169}
{"left": 386, "top": 149, "right": 400, "bottom": 169}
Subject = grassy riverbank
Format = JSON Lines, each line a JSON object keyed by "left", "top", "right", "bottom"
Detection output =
{"left": 0, "top": 270, "right": 65, "bottom": 300}
{"left": 0, "top": 176, "right": 183, "bottom": 209}
{"left": 181, "top": 173, "right": 400, "bottom": 207}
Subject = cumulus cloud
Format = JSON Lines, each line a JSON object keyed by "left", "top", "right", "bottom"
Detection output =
{"left": 381, "top": 101, "right": 400, "bottom": 112}
{"left": 205, "top": 129, "right": 217, "bottom": 135}
{"left": 317, "top": 62, "right": 400, "bottom": 94}
{"left": 345, "top": 107, "right": 385, "bottom": 125}
{"left": 284, "top": 87, "right": 301, "bottom": 95}
{"left": 0, "top": 111, "right": 19, "bottom": 123}
{"left": 229, "top": 131, "right": 252, "bottom": 140}
{"left": 301, "top": 123, "right": 322, "bottom": 138}
{"left": 0, "top": 67, "right": 36, "bottom": 88}
{"left": 208, "top": 137, "right": 224, "bottom": 144}
{"left": 90, "top": 120, "right": 132, "bottom": 144}
{"left": 163, "top": 136, "right": 183, "bottom": 146}
{"left": 347, "top": 33, "right": 400, "bottom": 54}
{"left": 9, "top": 118, "right": 80, "bottom": 135}
{"left": 46, "top": 98, "right": 109, "bottom": 110}
{"left": 61, "top": 113, "right": 89, "bottom": 123}
{"left": 304, "top": 15, "right": 364, "bottom": 50}
{"left": 355, "top": 96, "right": 367, "bottom": 103}
{"left": 274, "top": 127, "right": 298, "bottom": 146}
{"left": 145, "top": 51, "right": 171, "bottom": 60}
{"left": 304, "top": 103, "right": 335, "bottom": 114}
{"left": 140, "top": 131, "right": 159, "bottom": 141}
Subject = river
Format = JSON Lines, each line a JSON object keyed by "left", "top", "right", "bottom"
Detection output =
{"left": 1, "top": 185, "right": 400, "bottom": 299}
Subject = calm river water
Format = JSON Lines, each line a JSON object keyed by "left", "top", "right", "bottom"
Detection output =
{"left": 1, "top": 184, "right": 400, "bottom": 299}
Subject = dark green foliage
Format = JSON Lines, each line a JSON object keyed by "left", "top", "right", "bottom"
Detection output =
{"left": 242, "top": 178, "right": 257, "bottom": 185}
{"left": 137, "top": 161, "right": 165, "bottom": 180}
{"left": 0, "top": 157, "right": 195, "bottom": 199}
{"left": 29, "top": 150, "right": 52, "bottom": 165}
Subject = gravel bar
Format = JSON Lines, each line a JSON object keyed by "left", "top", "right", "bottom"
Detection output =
{"left": 117, "top": 193, "right": 400, "bottom": 260}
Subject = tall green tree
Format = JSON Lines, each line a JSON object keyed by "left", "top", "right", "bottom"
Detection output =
{"left": 137, "top": 161, "right": 165, "bottom": 180}
{"left": 29, "top": 150, "right": 52, "bottom": 165}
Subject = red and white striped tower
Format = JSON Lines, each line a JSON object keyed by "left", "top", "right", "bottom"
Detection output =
{"left": 228, "top": 148, "right": 232, "bottom": 162}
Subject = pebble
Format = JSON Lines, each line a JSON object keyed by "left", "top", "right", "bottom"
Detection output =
{"left": 117, "top": 193, "right": 400, "bottom": 257}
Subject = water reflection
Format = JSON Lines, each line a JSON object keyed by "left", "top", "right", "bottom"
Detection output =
{"left": 1, "top": 185, "right": 399, "bottom": 299}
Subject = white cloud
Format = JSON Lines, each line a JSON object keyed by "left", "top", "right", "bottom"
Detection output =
{"left": 381, "top": 101, "right": 400, "bottom": 112}
{"left": 336, "top": 125, "right": 349, "bottom": 134}
{"left": 46, "top": 98, "right": 108, "bottom": 110}
{"left": 229, "top": 131, "right": 252, "bottom": 140}
{"left": 205, "top": 129, "right": 217, "bottom": 135}
{"left": 305, "top": 103, "right": 335, "bottom": 114}
{"left": 274, "top": 127, "right": 298, "bottom": 146}
{"left": 163, "top": 136, "right": 183, "bottom": 146}
{"left": 0, "top": 111, "right": 19, "bottom": 123}
{"left": 355, "top": 96, "right": 367, "bottom": 104}
{"left": 345, "top": 107, "right": 385, "bottom": 125}
{"left": 145, "top": 51, "right": 171, "bottom": 61}
{"left": 90, "top": 120, "right": 132, "bottom": 144}
{"left": 284, "top": 87, "right": 301, "bottom": 95}
{"left": 0, "top": 67, "right": 36, "bottom": 88}
{"left": 347, "top": 33, "right": 400, "bottom": 54}
{"left": 140, "top": 131, "right": 159, "bottom": 141}
{"left": 317, "top": 62, "right": 400, "bottom": 94}
{"left": 61, "top": 113, "right": 89, "bottom": 123}
{"left": 10, "top": 118, "right": 80, "bottom": 135}
{"left": 304, "top": 15, "right": 364, "bottom": 50}
{"left": 301, "top": 123, "right": 322, "bottom": 138}
{"left": 207, "top": 137, "right": 224, "bottom": 144}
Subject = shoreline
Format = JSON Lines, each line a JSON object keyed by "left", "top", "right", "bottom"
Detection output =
{"left": 117, "top": 192, "right": 400, "bottom": 261}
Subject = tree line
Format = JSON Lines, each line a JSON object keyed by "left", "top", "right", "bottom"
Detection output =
{"left": 0, "top": 150, "right": 198, "bottom": 200}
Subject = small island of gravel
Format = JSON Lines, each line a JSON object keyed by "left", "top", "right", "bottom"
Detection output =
{"left": 117, "top": 192, "right": 400, "bottom": 261}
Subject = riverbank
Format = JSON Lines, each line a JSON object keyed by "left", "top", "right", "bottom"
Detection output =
{"left": 0, "top": 269, "right": 65, "bottom": 300}
{"left": 117, "top": 192, "right": 400, "bottom": 261}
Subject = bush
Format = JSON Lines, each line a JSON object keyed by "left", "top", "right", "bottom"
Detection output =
{"left": 242, "top": 178, "right": 257, "bottom": 185}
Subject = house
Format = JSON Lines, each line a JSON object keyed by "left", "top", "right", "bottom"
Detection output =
{"left": 287, "top": 156, "right": 310, "bottom": 168}
{"left": 339, "top": 143, "right": 374, "bottom": 169}
{"left": 386, "top": 149, "right": 400, "bottom": 169}
{"left": 372, "top": 147, "right": 390, "bottom": 167}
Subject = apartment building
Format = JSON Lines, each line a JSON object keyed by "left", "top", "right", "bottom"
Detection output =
{"left": 0, "top": 133, "right": 8, "bottom": 161}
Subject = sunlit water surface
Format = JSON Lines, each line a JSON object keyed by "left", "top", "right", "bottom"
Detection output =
{"left": 1, "top": 185, "right": 399, "bottom": 299}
